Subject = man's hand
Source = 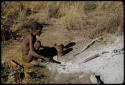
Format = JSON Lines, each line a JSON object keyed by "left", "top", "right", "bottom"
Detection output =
{"left": 39, "top": 47, "right": 44, "bottom": 50}
{"left": 44, "top": 57, "right": 52, "bottom": 62}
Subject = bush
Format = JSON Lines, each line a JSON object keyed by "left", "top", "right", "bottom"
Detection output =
{"left": 1, "top": 1, "right": 123, "bottom": 45}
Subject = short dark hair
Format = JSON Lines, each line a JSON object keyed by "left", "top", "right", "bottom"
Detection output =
{"left": 30, "top": 22, "right": 43, "bottom": 31}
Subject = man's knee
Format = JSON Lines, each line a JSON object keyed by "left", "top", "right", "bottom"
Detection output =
{"left": 34, "top": 40, "right": 41, "bottom": 51}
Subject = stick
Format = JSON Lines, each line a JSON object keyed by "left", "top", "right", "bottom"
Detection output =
{"left": 74, "top": 37, "right": 102, "bottom": 56}
{"left": 83, "top": 51, "right": 109, "bottom": 63}
{"left": 83, "top": 54, "right": 100, "bottom": 63}
{"left": 11, "top": 59, "right": 24, "bottom": 68}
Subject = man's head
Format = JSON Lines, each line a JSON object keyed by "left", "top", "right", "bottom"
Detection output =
{"left": 31, "top": 22, "right": 43, "bottom": 36}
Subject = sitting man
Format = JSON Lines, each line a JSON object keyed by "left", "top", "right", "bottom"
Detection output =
{"left": 21, "top": 22, "right": 64, "bottom": 83}
{"left": 21, "top": 22, "right": 51, "bottom": 64}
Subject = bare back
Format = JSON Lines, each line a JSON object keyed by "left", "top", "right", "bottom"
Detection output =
{"left": 21, "top": 33, "right": 36, "bottom": 62}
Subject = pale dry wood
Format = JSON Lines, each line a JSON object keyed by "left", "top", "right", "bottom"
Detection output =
{"left": 83, "top": 51, "right": 109, "bottom": 63}
{"left": 74, "top": 37, "right": 102, "bottom": 56}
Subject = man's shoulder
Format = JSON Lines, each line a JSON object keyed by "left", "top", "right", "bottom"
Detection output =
{"left": 24, "top": 33, "right": 32, "bottom": 39}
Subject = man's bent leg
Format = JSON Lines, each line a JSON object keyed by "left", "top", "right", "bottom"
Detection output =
{"left": 21, "top": 55, "right": 33, "bottom": 83}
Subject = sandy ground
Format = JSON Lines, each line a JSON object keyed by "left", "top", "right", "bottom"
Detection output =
{"left": 46, "top": 35, "right": 124, "bottom": 84}
{"left": 1, "top": 34, "right": 124, "bottom": 84}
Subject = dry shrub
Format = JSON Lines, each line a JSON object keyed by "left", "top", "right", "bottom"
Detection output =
{"left": 1, "top": 1, "right": 124, "bottom": 45}
{"left": 81, "top": 1, "right": 123, "bottom": 39}
{"left": 55, "top": 2, "right": 85, "bottom": 30}
{"left": 87, "top": 12, "right": 123, "bottom": 39}
{"left": 55, "top": 13, "right": 84, "bottom": 30}
{"left": 1, "top": 2, "right": 26, "bottom": 41}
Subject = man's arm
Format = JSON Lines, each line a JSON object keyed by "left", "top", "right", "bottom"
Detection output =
{"left": 29, "top": 34, "right": 49, "bottom": 61}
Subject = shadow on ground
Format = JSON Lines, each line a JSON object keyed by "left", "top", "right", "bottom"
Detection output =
{"left": 37, "top": 42, "right": 76, "bottom": 64}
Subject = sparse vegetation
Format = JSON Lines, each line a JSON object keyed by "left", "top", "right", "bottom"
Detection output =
{"left": 1, "top": 1, "right": 124, "bottom": 84}
{"left": 1, "top": 1, "right": 123, "bottom": 43}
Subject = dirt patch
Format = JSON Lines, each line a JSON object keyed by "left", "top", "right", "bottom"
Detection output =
{"left": 49, "top": 72, "right": 92, "bottom": 84}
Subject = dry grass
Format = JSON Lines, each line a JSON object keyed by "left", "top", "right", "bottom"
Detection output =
{"left": 1, "top": 1, "right": 123, "bottom": 37}
{"left": 1, "top": 1, "right": 123, "bottom": 43}
{"left": 1, "top": 1, "right": 124, "bottom": 84}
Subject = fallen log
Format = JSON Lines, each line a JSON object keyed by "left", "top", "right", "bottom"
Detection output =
{"left": 83, "top": 54, "right": 100, "bottom": 63}
{"left": 83, "top": 51, "right": 109, "bottom": 63}
{"left": 74, "top": 37, "right": 102, "bottom": 56}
